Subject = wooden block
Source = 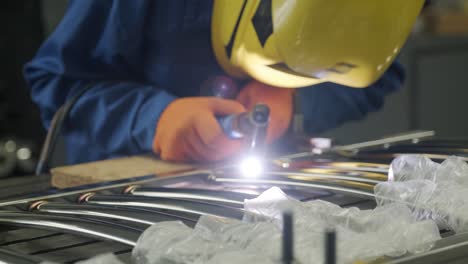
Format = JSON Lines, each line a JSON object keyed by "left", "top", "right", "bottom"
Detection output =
{"left": 50, "top": 156, "right": 196, "bottom": 189}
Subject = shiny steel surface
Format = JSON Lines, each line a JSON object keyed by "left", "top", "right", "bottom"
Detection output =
{"left": 262, "top": 171, "right": 383, "bottom": 184}
{"left": 0, "top": 248, "right": 43, "bottom": 264}
{"left": 0, "top": 212, "right": 139, "bottom": 246}
{"left": 334, "top": 130, "right": 435, "bottom": 152}
{"left": 279, "top": 130, "right": 435, "bottom": 160}
{"left": 81, "top": 193, "right": 245, "bottom": 219}
{"left": 357, "top": 153, "right": 468, "bottom": 162}
{"left": 125, "top": 186, "right": 255, "bottom": 206}
{"left": 273, "top": 159, "right": 389, "bottom": 173}
{"left": 0, "top": 135, "right": 467, "bottom": 263}
{"left": 31, "top": 201, "right": 197, "bottom": 226}
{"left": 212, "top": 177, "right": 375, "bottom": 198}
{"left": 0, "top": 170, "right": 209, "bottom": 207}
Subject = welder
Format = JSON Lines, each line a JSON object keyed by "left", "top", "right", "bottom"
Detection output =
{"left": 23, "top": 0, "right": 424, "bottom": 165}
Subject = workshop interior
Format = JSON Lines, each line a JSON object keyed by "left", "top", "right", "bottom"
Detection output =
{"left": 1, "top": 0, "right": 468, "bottom": 263}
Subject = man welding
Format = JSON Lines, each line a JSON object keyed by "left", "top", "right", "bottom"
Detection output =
{"left": 23, "top": 0, "right": 424, "bottom": 165}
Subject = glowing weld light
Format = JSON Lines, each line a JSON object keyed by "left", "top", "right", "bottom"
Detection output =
{"left": 240, "top": 156, "right": 263, "bottom": 178}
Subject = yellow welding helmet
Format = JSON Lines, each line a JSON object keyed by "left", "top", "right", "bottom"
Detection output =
{"left": 211, "top": 0, "right": 424, "bottom": 88}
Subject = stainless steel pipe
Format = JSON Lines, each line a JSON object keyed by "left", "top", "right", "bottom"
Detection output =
{"left": 0, "top": 248, "right": 44, "bottom": 264}
{"left": 0, "top": 212, "right": 139, "bottom": 246}
{"left": 80, "top": 193, "right": 244, "bottom": 219}
{"left": 30, "top": 201, "right": 197, "bottom": 227}
{"left": 124, "top": 186, "right": 256, "bottom": 207}
{"left": 212, "top": 177, "right": 375, "bottom": 198}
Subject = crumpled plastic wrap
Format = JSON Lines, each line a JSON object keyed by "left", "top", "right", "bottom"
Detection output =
{"left": 375, "top": 155, "right": 468, "bottom": 233}
{"left": 132, "top": 187, "right": 440, "bottom": 264}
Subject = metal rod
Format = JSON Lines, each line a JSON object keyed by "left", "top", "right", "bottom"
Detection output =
{"left": 361, "top": 153, "right": 468, "bottom": 162}
{"left": 0, "top": 170, "right": 209, "bottom": 208}
{"left": 282, "top": 211, "right": 294, "bottom": 264}
{"left": 325, "top": 229, "right": 336, "bottom": 264}
{"left": 274, "top": 160, "right": 389, "bottom": 174}
{"left": 81, "top": 193, "right": 245, "bottom": 219}
{"left": 298, "top": 168, "right": 388, "bottom": 181}
{"left": 0, "top": 248, "right": 44, "bottom": 264}
{"left": 30, "top": 201, "right": 197, "bottom": 226}
{"left": 334, "top": 130, "right": 435, "bottom": 152}
{"left": 212, "top": 178, "right": 375, "bottom": 198}
{"left": 0, "top": 212, "right": 139, "bottom": 246}
{"left": 125, "top": 186, "right": 255, "bottom": 207}
{"left": 277, "top": 131, "right": 435, "bottom": 159}
{"left": 262, "top": 171, "right": 383, "bottom": 184}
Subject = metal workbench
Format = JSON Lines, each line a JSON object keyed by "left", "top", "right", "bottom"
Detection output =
{"left": 1, "top": 134, "right": 468, "bottom": 263}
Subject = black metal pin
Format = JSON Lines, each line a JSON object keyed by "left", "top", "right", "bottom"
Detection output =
{"left": 325, "top": 229, "right": 337, "bottom": 264}
{"left": 282, "top": 211, "right": 294, "bottom": 264}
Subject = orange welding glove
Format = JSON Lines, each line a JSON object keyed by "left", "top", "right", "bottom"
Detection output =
{"left": 237, "top": 81, "right": 294, "bottom": 143}
{"left": 153, "top": 97, "right": 247, "bottom": 162}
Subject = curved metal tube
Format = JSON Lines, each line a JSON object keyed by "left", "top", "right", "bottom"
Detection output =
{"left": 212, "top": 177, "right": 375, "bottom": 198}
{"left": 334, "top": 130, "right": 435, "bottom": 152}
{"left": 31, "top": 201, "right": 197, "bottom": 226}
{"left": 0, "top": 248, "right": 43, "bottom": 264}
{"left": 298, "top": 165, "right": 388, "bottom": 175}
{"left": 0, "top": 212, "right": 139, "bottom": 246}
{"left": 125, "top": 186, "right": 255, "bottom": 206}
{"left": 299, "top": 168, "right": 387, "bottom": 181}
{"left": 273, "top": 159, "right": 389, "bottom": 173}
{"left": 0, "top": 170, "right": 209, "bottom": 208}
{"left": 263, "top": 171, "right": 383, "bottom": 184}
{"left": 81, "top": 193, "right": 244, "bottom": 219}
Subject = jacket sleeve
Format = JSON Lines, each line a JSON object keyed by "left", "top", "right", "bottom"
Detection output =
{"left": 23, "top": 0, "right": 176, "bottom": 164}
{"left": 298, "top": 62, "right": 405, "bottom": 135}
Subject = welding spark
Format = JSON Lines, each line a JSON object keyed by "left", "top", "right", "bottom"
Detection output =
{"left": 240, "top": 156, "right": 263, "bottom": 178}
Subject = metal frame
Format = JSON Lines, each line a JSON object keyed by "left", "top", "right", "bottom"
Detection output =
{"left": 0, "top": 248, "right": 44, "bottom": 264}
{"left": 0, "top": 212, "right": 140, "bottom": 246}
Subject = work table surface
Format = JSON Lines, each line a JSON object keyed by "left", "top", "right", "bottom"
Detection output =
{"left": 0, "top": 174, "right": 51, "bottom": 200}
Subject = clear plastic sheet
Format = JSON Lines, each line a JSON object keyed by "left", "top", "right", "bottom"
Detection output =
{"left": 375, "top": 155, "right": 468, "bottom": 233}
{"left": 132, "top": 187, "right": 440, "bottom": 264}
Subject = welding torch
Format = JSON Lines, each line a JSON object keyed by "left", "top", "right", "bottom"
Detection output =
{"left": 200, "top": 76, "right": 270, "bottom": 176}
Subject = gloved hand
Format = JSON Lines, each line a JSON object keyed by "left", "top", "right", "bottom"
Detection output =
{"left": 153, "top": 97, "right": 246, "bottom": 162}
{"left": 237, "top": 81, "right": 294, "bottom": 143}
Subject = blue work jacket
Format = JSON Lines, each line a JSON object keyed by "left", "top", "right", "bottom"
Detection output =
{"left": 24, "top": 0, "right": 405, "bottom": 164}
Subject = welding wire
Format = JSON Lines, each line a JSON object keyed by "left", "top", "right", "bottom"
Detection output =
{"left": 325, "top": 229, "right": 337, "bottom": 264}
{"left": 0, "top": 212, "right": 139, "bottom": 246}
{"left": 0, "top": 248, "right": 44, "bottom": 264}
{"left": 282, "top": 211, "right": 294, "bottom": 264}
